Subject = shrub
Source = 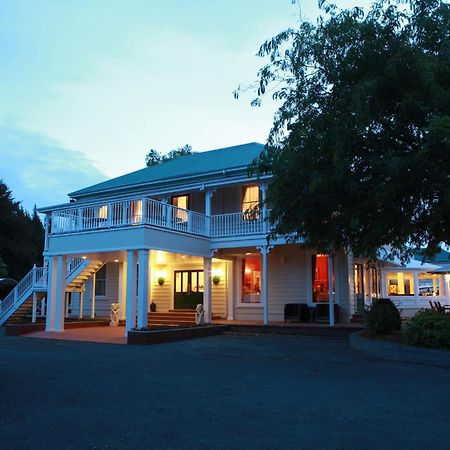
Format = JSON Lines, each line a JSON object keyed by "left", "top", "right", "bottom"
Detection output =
{"left": 365, "top": 298, "right": 401, "bottom": 336}
{"left": 405, "top": 310, "right": 450, "bottom": 349}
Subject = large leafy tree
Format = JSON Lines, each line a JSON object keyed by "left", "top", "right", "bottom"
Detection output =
{"left": 145, "top": 144, "right": 193, "bottom": 166}
{"left": 0, "top": 181, "right": 44, "bottom": 280}
{"left": 239, "top": 0, "right": 450, "bottom": 260}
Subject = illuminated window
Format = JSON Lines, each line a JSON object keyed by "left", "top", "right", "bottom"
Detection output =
{"left": 370, "top": 267, "right": 379, "bottom": 299}
{"left": 242, "top": 257, "right": 261, "bottom": 303}
{"left": 418, "top": 274, "right": 441, "bottom": 296}
{"left": 312, "top": 254, "right": 330, "bottom": 302}
{"left": 172, "top": 195, "right": 189, "bottom": 222}
{"left": 242, "top": 186, "right": 260, "bottom": 214}
{"left": 131, "top": 200, "right": 143, "bottom": 223}
{"left": 386, "top": 272, "right": 414, "bottom": 296}
{"left": 98, "top": 205, "right": 108, "bottom": 220}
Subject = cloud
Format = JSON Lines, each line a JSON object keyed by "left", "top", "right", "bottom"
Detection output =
{"left": 0, "top": 124, "right": 106, "bottom": 211}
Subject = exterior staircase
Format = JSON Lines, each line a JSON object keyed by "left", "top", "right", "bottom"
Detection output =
{"left": 0, "top": 258, "right": 104, "bottom": 326}
{"left": 66, "top": 259, "right": 103, "bottom": 291}
{"left": 148, "top": 310, "right": 196, "bottom": 327}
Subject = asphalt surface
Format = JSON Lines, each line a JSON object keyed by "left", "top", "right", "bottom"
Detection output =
{"left": 1, "top": 331, "right": 449, "bottom": 450}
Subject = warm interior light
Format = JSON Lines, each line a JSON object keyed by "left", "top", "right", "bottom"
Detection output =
{"left": 445, "top": 274, "right": 450, "bottom": 282}
{"left": 245, "top": 268, "right": 252, "bottom": 274}
{"left": 114, "top": 259, "right": 119, "bottom": 263}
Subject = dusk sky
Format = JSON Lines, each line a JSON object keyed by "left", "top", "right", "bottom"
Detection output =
{"left": 1, "top": 0, "right": 368, "bottom": 211}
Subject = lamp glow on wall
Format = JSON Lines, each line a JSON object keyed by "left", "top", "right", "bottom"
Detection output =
{"left": 156, "top": 270, "right": 167, "bottom": 286}
{"left": 212, "top": 268, "right": 222, "bottom": 285}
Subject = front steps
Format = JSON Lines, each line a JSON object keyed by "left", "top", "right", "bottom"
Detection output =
{"left": 148, "top": 310, "right": 196, "bottom": 327}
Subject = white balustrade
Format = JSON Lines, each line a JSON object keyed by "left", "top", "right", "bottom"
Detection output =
{"left": 50, "top": 197, "right": 270, "bottom": 238}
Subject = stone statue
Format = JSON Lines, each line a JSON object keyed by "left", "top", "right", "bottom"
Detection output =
{"left": 195, "top": 303, "right": 205, "bottom": 325}
{"left": 110, "top": 302, "right": 120, "bottom": 327}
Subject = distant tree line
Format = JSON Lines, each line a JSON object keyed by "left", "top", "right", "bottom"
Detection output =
{"left": 0, "top": 181, "right": 44, "bottom": 280}
{"left": 145, "top": 144, "right": 193, "bottom": 166}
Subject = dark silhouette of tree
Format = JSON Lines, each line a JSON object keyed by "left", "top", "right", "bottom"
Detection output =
{"left": 237, "top": 0, "right": 450, "bottom": 261}
{"left": 145, "top": 144, "right": 193, "bottom": 167}
{"left": 0, "top": 181, "right": 44, "bottom": 280}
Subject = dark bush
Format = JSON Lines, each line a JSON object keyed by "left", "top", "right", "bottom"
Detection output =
{"left": 365, "top": 298, "right": 401, "bottom": 336}
{"left": 405, "top": 310, "right": 450, "bottom": 349}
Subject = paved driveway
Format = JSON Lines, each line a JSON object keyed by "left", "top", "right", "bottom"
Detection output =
{"left": 0, "top": 332, "right": 449, "bottom": 450}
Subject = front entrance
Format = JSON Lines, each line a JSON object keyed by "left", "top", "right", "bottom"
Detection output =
{"left": 174, "top": 270, "right": 204, "bottom": 310}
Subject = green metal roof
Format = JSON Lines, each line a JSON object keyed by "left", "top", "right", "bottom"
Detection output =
{"left": 414, "top": 248, "right": 450, "bottom": 264}
{"left": 70, "top": 142, "right": 265, "bottom": 198}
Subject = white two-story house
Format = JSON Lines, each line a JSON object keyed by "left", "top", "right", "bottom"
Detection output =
{"left": 2, "top": 142, "right": 447, "bottom": 332}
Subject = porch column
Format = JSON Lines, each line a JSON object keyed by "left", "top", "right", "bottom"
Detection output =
{"left": 413, "top": 271, "right": 420, "bottom": 307}
{"left": 54, "top": 255, "right": 67, "bottom": 332}
{"left": 125, "top": 250, "right": 137, "bottom": 334}
{"left": 79, "top": 289, "right": 84, "bottom": 319}
{"left": 118, "top": 261, "right": 127, "bottom": 321}
{"left": 444, "top": 275, "right": 450, "bottom": 304}
{"left": 65, "top": 292, "right": 69, "bottom": 319}
{"left": 45, "top": 256, "right": 57, "bottom": 331}
{"left": 91, "top": 271, "right": 96, "bottom": 319}
{"left": 137, "top": 249, "right": 150, "bottom": 328}
{"left": 258, "top": 245, "right": 272, "bottom": 325}
{"left": 203, "top": 256, "right": 212, "bottom": 323}
{"left": 328, "top": 254, "right": 335, "bottom": 327}
{"left": 205, "top": 191, "right": 213, "bottom": 236}
{"left": 32, "top": 291, "right": 37, "bottom": 323}
{"left": 260, "top": 183, "right": 267, "bottom": 233}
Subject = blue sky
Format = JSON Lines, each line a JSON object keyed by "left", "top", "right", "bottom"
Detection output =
{"left": 0, "top": 0, "right": 367, "bottom": 211}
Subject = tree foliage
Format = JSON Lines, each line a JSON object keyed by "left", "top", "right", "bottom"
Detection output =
{"left": 0, "top": 181, "right": 44, "bottom": 280}
{"left": 145, "top": 144, "right": 193, "bottom": 166}
{"left": 238, "top": 0, "right": 450, "bottom": 260}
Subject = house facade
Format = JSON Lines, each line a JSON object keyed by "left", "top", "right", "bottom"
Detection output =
{"left": 0, "top": 143, "right": 448, "bottom": 331}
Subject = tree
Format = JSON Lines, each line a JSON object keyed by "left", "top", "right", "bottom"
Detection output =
{"left": 0, "top": 181, "right": 44, "bottom": 280}
{"left": 145, "top": 144, "right": 193, "bottom": 167}
{"left": 237, "top": 0, "right": 450, "bottom": 261}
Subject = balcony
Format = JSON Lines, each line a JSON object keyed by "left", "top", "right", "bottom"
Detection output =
{"left": 50, "top": 197, "right": 269, "bottom": 240}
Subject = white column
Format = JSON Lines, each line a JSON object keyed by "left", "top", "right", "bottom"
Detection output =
{"left": 260, "top": 184, "right": 267, "bottom": 233}
{"left": 444, "top": 275, "right": 450, "bottom": 305}
{"left": 258, "top": 245, "right": 272, "bottom": 325}
{"left": 137, "top": 250, "right": 150, "bottom": 328}
{"left": 91, "top": 272, "right": 96, "bottom": 319}
{"left": 413, "top": 271, "right": 420, "bottom": 307}
{"left": 54, "top": 255, "right": 67, "bottom": 332}
{"left": 45, "top": 256, "right": 57, "bottom": 331}
{"left": 32, "top": 291, "right": 37, "bottom": 323}
{"left": 203, "top": 256, "right": 212, "bottom": 323}
{"left": 118, "top": 261, "right": 127, "bottom": 321}
{"left": 79, "top": 290, "right": 84, "bottom": 319}
{"left": 125, "top": 250, "right": 137, "bottom": 334}
{"left": 226, "top": 260, "right": 234, "bottom": 320}
{"left": 328, "top": 254, "right": 334, "bottom": 327}
{"left": 205, "top": 191, "right": 213, "bottom": 236}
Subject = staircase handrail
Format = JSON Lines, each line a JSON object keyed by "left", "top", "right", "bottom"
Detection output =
{"left": 0, "top": 266, "right": 47, "bottom": 320}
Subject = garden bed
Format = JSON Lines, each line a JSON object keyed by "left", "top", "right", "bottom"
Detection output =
{"left": 127, "top": 324, "right": 229, "bottom": 345}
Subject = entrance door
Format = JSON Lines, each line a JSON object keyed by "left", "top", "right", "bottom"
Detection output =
{"left": 174, "top": 270, "right": 204, "bottom": 310}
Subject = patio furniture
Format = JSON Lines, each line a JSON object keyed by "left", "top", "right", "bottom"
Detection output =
{"left": 284, "top": 303, "right": 311, "bottom": 323}
{"left": 314, "top": 303, "right": 340, "bottom": 323}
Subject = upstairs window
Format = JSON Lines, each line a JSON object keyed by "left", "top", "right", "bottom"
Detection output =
{"left": 172, "top": 194, "right": 189, "bottom": 222}
{"left": 242, "top": 186, "right": 260, "bottom": 219}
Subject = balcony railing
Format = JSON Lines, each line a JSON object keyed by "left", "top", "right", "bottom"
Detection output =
{"left": 50, "top": 197, "right": 269, "bottom": 239}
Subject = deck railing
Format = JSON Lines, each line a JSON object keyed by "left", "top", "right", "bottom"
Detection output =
{"left": 50, "top": 197, "right": 270, "bottom": 239}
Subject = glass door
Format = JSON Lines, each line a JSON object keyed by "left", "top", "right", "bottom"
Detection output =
{"left": 174, "top": 270, "right": 204, "bottom": 309}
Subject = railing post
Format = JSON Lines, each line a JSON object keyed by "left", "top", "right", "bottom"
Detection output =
{"left": 107, "top": 203, "right": 112, "bottom": 227}
{"left": 167, "top": 204, "right": 173, "bottom": 229}
{"left": 32, "top": 292, "right": 37, "bottom": 323}
{"left": 32, "top": 264, "right": 37, "bottom": 287}
{"left": 141, "top": 198, "right": 147, "bottom": 224}
{"left": 187, "top": 211, "right": 193, "bottom": 233}
{"left": 13, "top": 289, "right": 18, "bottom": 305}
{"left": 78, "top": 208, "right": 83, "bottom": 231}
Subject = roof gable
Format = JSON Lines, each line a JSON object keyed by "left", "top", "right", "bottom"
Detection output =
{"left": 70, "top": 142, "right": 265, "bottom": 198}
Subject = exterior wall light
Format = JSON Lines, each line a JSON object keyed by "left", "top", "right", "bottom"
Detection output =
{"left": 156, "top": 270, "right": 166, "bottom": 286}
{"left": 212, "top": 268, "right": 222, "bottom": 285}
